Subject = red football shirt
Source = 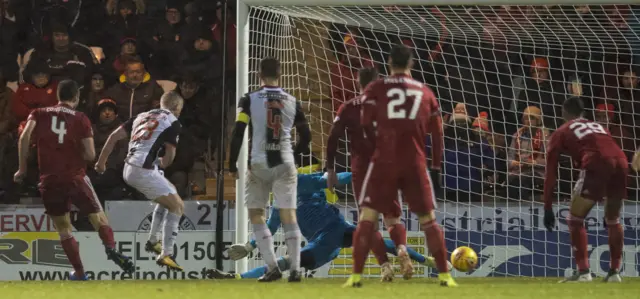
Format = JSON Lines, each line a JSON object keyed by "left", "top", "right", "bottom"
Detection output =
{"left": 325, "top": 95, "right": 373, "bottom": 170}
{"left": 361, "top": 74, "right": 443, "bottom": 168}
{"left": 543, "top": 118, "right": 627, "bottom": 208}
{"left": 28, "top": 103, "right": 93, "bottom": 181}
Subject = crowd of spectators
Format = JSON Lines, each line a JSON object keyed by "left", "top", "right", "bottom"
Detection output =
{"left": 0, "top": 3, "right": 639, "bottom": 206}
{"left": 0, "top": 0, "right": 235, "bottom": 204}
{"left": 327, "top": 5, "right": 640, "bottom": 202}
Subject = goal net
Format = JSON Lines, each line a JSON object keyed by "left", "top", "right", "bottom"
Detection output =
{"left": 238, "top": 3, "right": 640, "bottom": 278}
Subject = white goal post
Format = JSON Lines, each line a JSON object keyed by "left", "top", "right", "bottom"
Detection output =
{"left": 235, "top": 0, "right": 640, "bottom": 277}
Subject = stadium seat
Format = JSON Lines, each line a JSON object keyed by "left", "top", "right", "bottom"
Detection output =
{"left": 157, "top": 80, "right": 177, "bottom": 92}
{"left": 6, "top": 81, "right": 18, "bottom": 92}
{"left": 19, "top": 48, "right": 35, "bottom": 83}
{"left": 90, "top": 46, "right": 105, "bottom": 63}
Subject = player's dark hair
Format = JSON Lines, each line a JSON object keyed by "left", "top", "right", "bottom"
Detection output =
{"left": 563, "top": 96, "right": 584, "bottom": 117}
{"left": 358, "top": 67, "right": 378, "bottom": 89}
{"left": 389, "top": 44, "right": 413, "bottom": 69}
{"left": 259, "top": 57, "right": 281, "bottom": 79}
{"left": 57, "top": 80, "right": 80, "bottom": 102}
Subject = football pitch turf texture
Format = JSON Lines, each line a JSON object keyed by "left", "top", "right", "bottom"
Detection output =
{"left": 2, "top": 278, "right": 638, "bottom": 299}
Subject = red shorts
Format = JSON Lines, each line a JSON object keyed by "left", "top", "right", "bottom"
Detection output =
{"left": 574, "top": 158, "right": 628, "bottom": 202}
{"left": 39, "top": 175, "right": 103, "bottom": 216}
{"left": 359, "top": 161, "right": 436, "bottom": 218}
{"left": 351, "top": 160, "right": 369, "bottom": 202}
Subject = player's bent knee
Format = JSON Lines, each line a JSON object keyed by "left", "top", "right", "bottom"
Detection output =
{"left": 279, "top": 208, "right": 297, "bottom": 224}
{"left": 605, "top": 217, "right": 620, "bottom": 226}
{"left": 359, "top": 207, "right": 378, "bottom": 222}
{"left": 417, "top": 211, "right": 436, "bottom": 224}
{"left": 88, "top": 212, "right": 109, "bottom": 228}
{"left": 155, "top": 193, "right": 184, "bottom": 215}
{"left": 383, "top": 217, "right": 401, "bottom": 227}
{"left": 51, "top": 215, "right": 73, "bottom": 235}
{"left": 248, "top": 209, "right": 266, "bottom": 224}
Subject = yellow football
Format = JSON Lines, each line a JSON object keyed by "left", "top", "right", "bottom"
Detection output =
{"left": 451, "top": 246, "right": 478, "bottom": 272}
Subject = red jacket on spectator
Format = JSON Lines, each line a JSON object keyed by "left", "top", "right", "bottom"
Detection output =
{"left": 330, "top": 33, "right": 374, "bottom": 114}
{"left": 330, "top": 55, "right": 373, "bottom": 113}
{"left": 211, "top": 21, "right": 236, "bottom": 71}
{"left": 12, "top": 81, "right": 58, "bottom": 134}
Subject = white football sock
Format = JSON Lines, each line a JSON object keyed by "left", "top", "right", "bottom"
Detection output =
{"left": 283, "top": 223, "right": 302, "bottom": 272}
{"left": 253, "top": 223, "right": 278, "bottom": 271}
{"left": 161, "top": 212, "right": 180, "bottom": 256}
{"left": 148, "top": 204, "right": 167, "bottom": 244}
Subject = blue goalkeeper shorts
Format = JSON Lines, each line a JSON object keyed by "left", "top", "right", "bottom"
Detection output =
{"left": 301, "top": 227, "right": 345, "bottom": 270}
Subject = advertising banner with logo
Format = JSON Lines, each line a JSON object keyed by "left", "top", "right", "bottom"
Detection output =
{"left": 105, "top": 201, "right": 640, "bottom": 232}
{"left": 0, "top": 207, "right": 55, "bottom": 232}
{"left": 0, "top": 231, "right": 235, "bottom": 281}
{"left": 105, "top": 201, "right": 234, "bottom": 231}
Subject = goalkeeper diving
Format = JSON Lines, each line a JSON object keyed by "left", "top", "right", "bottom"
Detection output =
{"left": 207, "top": 168, "right": 449, "bottom": 280}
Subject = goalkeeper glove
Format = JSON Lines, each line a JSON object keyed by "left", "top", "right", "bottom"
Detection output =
{"left": 544, "top": 209, "right": 556, "bottom": 232}
{"left": 429, "top": 169, "right": 442, "bottom": 192}
{"left": 228, "top": 242, "right": 255, "bottom": 260}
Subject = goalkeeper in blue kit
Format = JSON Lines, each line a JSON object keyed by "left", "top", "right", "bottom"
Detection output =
{"left": 207, "top": 170, "right": 447, "bottom": 280}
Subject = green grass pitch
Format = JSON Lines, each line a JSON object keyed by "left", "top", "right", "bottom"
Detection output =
{"left": 2, "top": 278, "right": 638, "bottom": 299}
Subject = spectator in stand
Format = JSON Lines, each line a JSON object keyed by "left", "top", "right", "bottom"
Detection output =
{"left": 506, "top": 106, "right": 549, "bottom": 200}
{"left": 26, "top": 22, "right": 95, "bottom": 83}
{"left": 104, "top": 0, "right": 143, "bottom": 55}
{"left": 87, "top": 99, "right": 127, "bottom": 202}
{"left": 104, "top": 56, "right": 163, "bottom": 120}
{"left": 594, "top": 103, "right": 635, "bottom": 161}
{"left": 564, "top": 75, "right": 593, "bottom": 114}
{"left": 445, "top": 102, "right": 471, "bottom": 125}
{"left": 211, "top": 2, "right": 236, "bottom": 76}
{"left": 107, "top": 38, "right": 140, "bottom": 79}
{"left": 0, "top": 2, "right": 20, "bottom": 81}
{"left": 0, "top": 71, "right": 14, "bottom": 138}
{"left": 164, "top": 131, "right": 197, "bottom": 198}
{"left": 12, "top": 59, "right": 58, "bottom": 133}
{"left": 179, "top": 28, "right": 220, "bottom": 85}
{"left": 0, "top": 71, "right": 16, "bottom": 201}
{"left": 472, "top": 112, "right": 507, "bottom": 188}
{"left": 517, "top": 57, "right": 561, "bottom": 129}
{"left": 329, "top": 33, "right": 373, "bottom": 113}
{"left": 144, "top": 1, "right": 188, "bottom": 79}
{"left": 439, "top": 114, "right": 495, "bottom": 202}
{"left": 616, "top": 68, "right": 640, "bottom": 139}
{"left": 175, "top": 73, "right": 218, "bottom": 155}
{"left": 78, "top": 69, "right": 109, "bottom": 116}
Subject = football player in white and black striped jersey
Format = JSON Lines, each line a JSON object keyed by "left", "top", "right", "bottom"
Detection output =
{"left": 96, "top": 91, "right": 185, "bottom": 271}
{"left": 229, "top": 57, "right": 311, "bottom": 282}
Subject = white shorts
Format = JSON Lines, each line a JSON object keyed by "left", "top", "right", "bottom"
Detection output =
{"left": 123, "top": 164, "right": 177, "bottom": 200}
{"left": 246, "top": 163, "right": 297, "bottom": 209}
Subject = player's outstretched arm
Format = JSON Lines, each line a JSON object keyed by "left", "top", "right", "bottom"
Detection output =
{"left": 160, "top": 144, "right": 176, "bottom": 169}
{"left": 325, "top": 104, "right": 347, "bottom": 172}
{"left": 229, "top": 95, "right": 251, "bottom": 177}
{"left": 293, "top": 101, "right": 311, "bottom": 155}
{"left": 632, "top": 151, "right": 640, "bottom": 172}
{"left": 96, "top": 126, "right": 127, "bottom": 173}
{"left": 14, "top": 119, "right": 36, "bottom": 183}
{"left": 228, "top": 121, "right": 247, "bottom": 175}
{"left": 543, "top": 132, "right": 562, "bottom": 231}
{"left": 81, "top": 137, "right": 96, "bottom": 162}
{"left": 428, "top": 113, "right": 444, "bottom": 170}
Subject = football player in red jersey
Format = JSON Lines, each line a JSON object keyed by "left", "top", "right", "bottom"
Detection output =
{"left": 326, "top": 67, "right": 397, "bottom": 281}
{"left": 343, "top": 44, "right": 455, "bottom": 288}
{"left": 14, "top": 80, "right": 133, "bottom": 280}
{"left": 544, "top": 96, "right": 626, "bottom": 283}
